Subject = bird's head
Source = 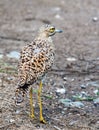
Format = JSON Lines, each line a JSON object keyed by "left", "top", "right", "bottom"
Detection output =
{"left": 38, "top": 25, "right": 62, "bottom": 37}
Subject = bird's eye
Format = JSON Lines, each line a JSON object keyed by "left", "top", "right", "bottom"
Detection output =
{"left": 49, "top": 27, "right": 55, "bottom": 33}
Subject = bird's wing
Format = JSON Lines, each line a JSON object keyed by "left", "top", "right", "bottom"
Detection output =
{"left": 18, "top": 40, "right": 54, "bottom": 85}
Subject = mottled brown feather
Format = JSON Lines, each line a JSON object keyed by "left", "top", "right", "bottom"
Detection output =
{"left": 15, "top": 25, "right": 62, "bottom": 104}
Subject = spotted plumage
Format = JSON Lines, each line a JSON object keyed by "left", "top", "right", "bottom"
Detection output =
{"left": 15, "top": 25, "right": 62, "bottom": 123}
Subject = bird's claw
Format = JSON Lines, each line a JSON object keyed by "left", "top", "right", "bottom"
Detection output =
{"left": 29, "top": 114, "right": 35, "bottom": 119}
{"left": 40, "top": 117, "right": 46, "bottom": 124}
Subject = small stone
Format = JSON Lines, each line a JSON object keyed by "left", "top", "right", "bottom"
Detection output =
{"left": 80, "top": 84, "right": 86, "bottom": 89}
{"left": 81, "top": 91, "right": 88, "bottom": 96}
{"left": 52, "top": 7, "right": 61, "bottom": 12}
{"left": 61, "top": 111, "right": 65, "bottom": 114}
{"left": 69, "top": 120, "right": 78, "bottom": 126}
{"left": 63, "top": 77, "right": 67, "bottom": 81}
{"left": 53, "top": 126, "right": 61, "bottom": 130}
{"left": 66, "top": 57, "right": 77, "bottom": 62}
{"left": 93, "top": 89, "right": 98, "bottom": 95}
{"left": 71, "top": 78, "right": 74, "bottom": 82}
{"left": 10, "top": 119, "right": 15, "bottom": 123}
{"left": 7, "top": 51, "right": 20, "bottom": 59}
{"left": 16, "top": 109, "right": 21, "bottom": 114}
{"left": 56, "top": 88, "right": 66, "bottom": 94}
{"left": 70, "top": 101, "right": 84, "bottom": 108}
{"left": 63, "top": 108, "right": 67, "bottom": 111}
{"left": 92, "top": 17, "right": 98, "bottom": 22}
{"left": 96, "top": 121, "right": 99, "bottom": 124}
{"left": 94, "top": 98, "right": 99, "bottom": 107}
{"left": 85, "top": 77, "right": 90, "bottom": 81}
{"left": 7, "top": 77, "right": 13, "bottom": 80}
{"left": 55, "top": 14, "right": 62, "bottom": 19}
{"left": 59, "top": 99, "right": 84, "bottom": 108}
{"left": 87, "top": 81, "right": 99, "bottom": 87}
{"left": 35, "top": 124, "right": 40, "bottom": 128}
{"left": 0, "top": 54, "right": 3, "bottom": 59}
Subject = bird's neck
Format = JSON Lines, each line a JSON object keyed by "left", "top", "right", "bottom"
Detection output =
{"left": 36, "top": 33, "right": 53, "bottom": 43}
{"left": 37, "top": 32, "right": 49, "bottom": 38}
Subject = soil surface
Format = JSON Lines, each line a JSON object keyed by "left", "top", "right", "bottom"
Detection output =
{"left": 0, "top": 0, "right": 99, "bottom": 130}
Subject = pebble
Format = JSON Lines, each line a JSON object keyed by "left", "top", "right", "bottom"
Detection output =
{"left": 7, "top": 51, "right": 20, "bottom": 59}
{"left": 85, "top": 77, "right": 90, "bottom": 81}
{"left": 66, "top": 57, "right": 77, "bottom": 62}
{"left": 71, "top": 78, "right": 75, "bottom": 82}
{"left": 93, "top": 98, "right": 99, "bottom": 104}
{"left": 53, "top": 125, "right": 61, "bottom": 130}
{"left": 70, "top": 101, "right": 84, "bottom": 108}
{"left": 87, "top": 81, "right": 99, "bottom": 87}
{"left": 52, "top": 7, "right": 61, "bottom": 12}
{"left": 80, "top": 84, "right": 86, "bottom": 89}
{"left": 59, "top": 98, "right": 84, "bottom": 108}
{"left": 55, "top": 14, "right": 62, "bottom": 20}
{"left": 81, "top": 91, "right": 88, "bottom": 96}
{"left": 10, "top": 119, "right": 15, "bottom": 123}
{"left": 63, "top": 77, "right": 67, "bottom": 81}
{"left": 0, "top": 54, "right": 3, "bottom": 59}
{"left": 56, "top": 88, "right": 66, "bottom": 94}
{"left": 92, "top": 17, "right": 98, "bottom": 22}
{"left": 7, "top": 77, "right": 13, "bottom": 80}
{"left": 69, "top": 120, "right": 78, "bottom": 126}
{"left": 16, "top": 109, "right": 21, "bottom": 114}
{"left": 93, "top": 89, "right": 99, "bottom": 95}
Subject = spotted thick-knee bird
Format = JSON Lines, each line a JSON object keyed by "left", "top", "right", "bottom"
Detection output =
{"left": 15, "top": 25, "right": 62, "bottom": 123}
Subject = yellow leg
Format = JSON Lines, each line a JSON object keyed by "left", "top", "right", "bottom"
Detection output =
{"left": 29, "top": 87, "right": 35, "bottom": 118}
{"left": 38, "top": 81, "right": 46, "bottom": 123}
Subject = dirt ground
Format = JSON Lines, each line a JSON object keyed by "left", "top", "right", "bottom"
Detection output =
{"left": 0, "top": 0, "right": 99, "bottom": 130}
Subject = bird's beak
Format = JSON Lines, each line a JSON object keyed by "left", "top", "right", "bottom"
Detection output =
{"left": 55, "top": 29, "right": 63, "bottom": 33}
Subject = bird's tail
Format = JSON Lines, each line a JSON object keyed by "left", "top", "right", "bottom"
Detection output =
{"left": 15, "top": 84, "right": 29, "bottom": 105}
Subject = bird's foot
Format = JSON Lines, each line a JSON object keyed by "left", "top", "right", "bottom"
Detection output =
{"left": 40, "top": 117, "right": 46, "bottom": 124}
{"left": 29, "top": 114, "right": 35, "bottom": 119}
